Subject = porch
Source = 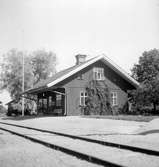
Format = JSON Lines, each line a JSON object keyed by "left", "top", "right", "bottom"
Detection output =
{"left": 37, "top": 88, "right": 66, "bottom": 116}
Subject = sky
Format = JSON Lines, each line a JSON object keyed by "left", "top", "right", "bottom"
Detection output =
{"left": 0, "top": 0, "right": 159, "bottom": 104}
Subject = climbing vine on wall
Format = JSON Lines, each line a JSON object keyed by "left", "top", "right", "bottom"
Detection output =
{"left": 84, "top": 80, "right": 112, "bottom": 115}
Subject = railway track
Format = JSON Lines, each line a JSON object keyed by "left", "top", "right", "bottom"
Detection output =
{"left": 0, "top": 122, "right": 159, "bottom": 167}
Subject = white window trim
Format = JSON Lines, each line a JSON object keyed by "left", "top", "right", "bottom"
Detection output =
{"left": 111, "top": 92, "right": 118, "bottom": 106}
{"left": 80, "top": 91, "right": 88, "bottom": 106}
{"left": 93, "top": 67, "right": 105, "bottom": 80}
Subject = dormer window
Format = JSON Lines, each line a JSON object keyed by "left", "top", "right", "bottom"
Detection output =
{"left": 93, "top": 67, "right": 105, "bottom": 80}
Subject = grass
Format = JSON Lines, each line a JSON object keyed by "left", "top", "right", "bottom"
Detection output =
{"left": 82, "top": 115, "right": 159, "bottom": 122}
{"left": 2, "top": 113, "right": 159, "bottom": 122}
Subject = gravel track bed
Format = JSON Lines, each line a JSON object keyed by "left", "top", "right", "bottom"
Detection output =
{"left": 0, "top": 129, "right": 100, "bottom": 167}
{"left": 1, "top": 124, "right": 159, "bottom": 167}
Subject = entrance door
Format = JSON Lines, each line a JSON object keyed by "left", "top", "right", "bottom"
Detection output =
{"left": 48, "top": 95, "right": 55, "bottom": 113}
{"left": 38, "top": 97, "right": 47, "bottom": 114}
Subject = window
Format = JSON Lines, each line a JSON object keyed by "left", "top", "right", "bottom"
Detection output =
{"left": 80, "top": 91, "right": 87, "bottom": 106}
{"left": 56, "top": 94, "right": 62, "bottom": 106}
{"left": 111, "top": 92, "right": 118, "bottom": 106}
{"left": 93, "top": 67, "right": 105, "bottom": 80}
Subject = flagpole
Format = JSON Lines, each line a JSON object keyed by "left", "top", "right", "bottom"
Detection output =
{"left": 22, "top": 30, "right": 24, "bottom": 117}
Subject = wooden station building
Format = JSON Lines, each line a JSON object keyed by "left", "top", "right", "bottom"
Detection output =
{"left": 24, "top": 55, "right": 139, "bottom": 116}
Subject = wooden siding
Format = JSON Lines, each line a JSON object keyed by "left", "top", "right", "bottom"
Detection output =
{"left": 54, "top": 60, "right": 135, "bottom": 115}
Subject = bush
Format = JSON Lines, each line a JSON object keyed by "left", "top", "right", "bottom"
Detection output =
{"left": 0, "top": 104, "right": 7, "bottom": 116}
{"left": 6, "top": 99, "right": 36, "bottom": 116}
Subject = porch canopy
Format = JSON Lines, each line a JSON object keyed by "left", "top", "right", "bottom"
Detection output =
{"left": 24, "top": 86, "right": 66, "bottom": 116}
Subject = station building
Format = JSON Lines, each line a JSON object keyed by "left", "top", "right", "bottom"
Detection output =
{"left": 24, "top": 55, "right": 139, "bottom": 116}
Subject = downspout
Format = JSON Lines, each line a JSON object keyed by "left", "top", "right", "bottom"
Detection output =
{"left": 64, "top": 91, "right": 67, "bottom": 116}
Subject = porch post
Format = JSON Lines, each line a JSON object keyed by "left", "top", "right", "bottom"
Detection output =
{"left": 37, "top": 96, "right": 39, "bottom": 114}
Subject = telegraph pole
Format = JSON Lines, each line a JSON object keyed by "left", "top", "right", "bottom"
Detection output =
{"left": 22, "top": 30, "right": 25, "bottom": 116}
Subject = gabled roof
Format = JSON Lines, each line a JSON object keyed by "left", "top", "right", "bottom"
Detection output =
{"left": 25, "top": 55, "right": 139, "bottom": 94}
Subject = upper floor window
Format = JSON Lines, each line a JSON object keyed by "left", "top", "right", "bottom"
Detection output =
{"left": 111, "top": 92, "right": 118, "bottom": 106}
{"left": 93, "top": 67, "right": 105, "bottom": 80}
{"left": 80, "top": 91, "right": 87, "bottom": 106}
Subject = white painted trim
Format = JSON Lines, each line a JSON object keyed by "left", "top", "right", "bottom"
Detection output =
{"left": 111, "top": 91, "right": 118, "bottom": 106}
{"left": 80, "top": 91, "right": 88, "bottom": 106}
{"left": 93, "top": 67, "right": 105, "bottom": 80}
{"left": 47, "top": 54, "right": 139, "bottom": 88}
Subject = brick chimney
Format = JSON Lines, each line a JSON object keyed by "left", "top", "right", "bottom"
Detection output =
{"left": 75, "top": 54, "right": 87, "bottom": 65}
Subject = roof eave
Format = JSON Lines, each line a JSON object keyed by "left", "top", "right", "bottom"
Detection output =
{"left": 23, "top": 86, "right": 48, "bottom": 94}
{"left": 47, "top": 54, "right": 139, "bottom": 89}
{"left": 24, "top": 55, "right": 139, "bottom": 93}
{"left": 100, "top": 57, "right": 140, "bottom": 88}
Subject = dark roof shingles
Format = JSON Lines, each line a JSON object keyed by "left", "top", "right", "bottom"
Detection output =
{"left": 32, "top": 56, "right": 97, "bottom": 90}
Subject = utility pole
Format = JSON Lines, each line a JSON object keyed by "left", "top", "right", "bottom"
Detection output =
{"left": 22, "top": 30, "right": 25, "bottom": 117}
{"left": 22, "top": 53, "right": 24, "bottom": 116}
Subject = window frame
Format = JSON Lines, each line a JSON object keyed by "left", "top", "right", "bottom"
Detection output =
{"left": 93, "top": 67, "right": 105, "bottom": 80}
{"left": 80, "top": 91, "right": 88, "bottom": 106}
{"left": 111, "top": 92, "right": 118, "bottom": 106}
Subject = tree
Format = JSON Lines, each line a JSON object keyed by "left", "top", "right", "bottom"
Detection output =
{"left": 30, "top": 49, "right": 56, "bottom": 84}
{"left": 132, "top": 49, "right": 159, "bottom": 83}
{"left": 131, "top": 49, "right": 159, "bottom": 113}
{"left": 0, "top": 49, "right": 33, "bottom": 99}
{"left": 0, "top": 49, "right": 57, "bottom": 99}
